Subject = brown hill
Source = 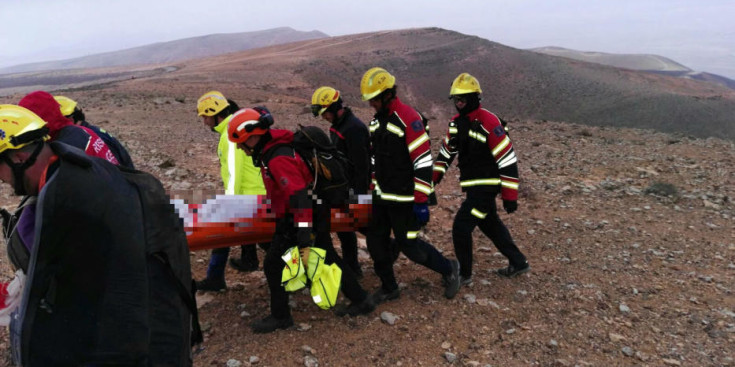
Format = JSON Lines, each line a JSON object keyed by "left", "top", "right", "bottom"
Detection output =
{"left": 0, "top": 27, "right": 327, "bottom": 74}
{"left": 0, "top": 27, "right": 734, "bottom": 367}
{"left": 2, "top": 27, "right": 734, "bottom": 140}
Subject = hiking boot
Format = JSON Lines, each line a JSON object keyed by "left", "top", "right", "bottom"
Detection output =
{"left": 497, "top": 262, "right": 531, "bottom": 278}
{"left": 443, "top": 259, "right": 461, "bottom": 299}
{"left": 229, "top": 258, "right": 259, "bottom": 272}
{"left": 334, "top": 296, "right": 375, "bottom": 317}
{"left": 250, "top": 315, "right": 294, "bottom": 334}
{"left": 196, "top": 277, "right": 226, "bottom": 292}
{"left": 371, "top": 287, "right": 400, "bottom": 305}
{"left": 460, "top": 276, "right": 473, "bottom": 286}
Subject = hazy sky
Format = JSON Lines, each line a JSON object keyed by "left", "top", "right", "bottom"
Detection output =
{"left": 3, "top": 0, "right": 734, "bottom": 78}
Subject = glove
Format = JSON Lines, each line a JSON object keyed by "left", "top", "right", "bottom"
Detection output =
{"left": 413, "top": 203, "right": 430, "bottom": 227}
{"left": 503, "top": 200, "right": 518, "bottom": 214}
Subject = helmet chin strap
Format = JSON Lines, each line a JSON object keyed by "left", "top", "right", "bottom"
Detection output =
{"left": 2, "top": 143, "right": 44, "bottom": 196}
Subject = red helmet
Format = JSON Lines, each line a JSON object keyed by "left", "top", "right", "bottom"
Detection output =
{"left": 227, "top": 107, "right": 273, "bottom": 144}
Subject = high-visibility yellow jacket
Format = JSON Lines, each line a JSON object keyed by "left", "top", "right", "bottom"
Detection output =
{"left": 214, "top": 115, "right": 266, "bottom": 195}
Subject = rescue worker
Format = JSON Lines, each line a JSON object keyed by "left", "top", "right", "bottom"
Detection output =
{"left": 360, "top": 67, "right": 461, "bottom": 303}
{"left": 0, "top": 105, "right": 193, "bottom": 366}
{"left": 19, "top": 91, "right": 119, "bottom": 166}
{"left": 195, "top": 91, "right": 268, "bottom": 291}
{"left": 54, "top": 95, "right": 135, "bottom": 168}
{"left": 310, "top": 86, "right": 370, "bottom": 277}
{"left": 433, "top": 73, "right": 530, "bottom": 284}
{"left": 227, "top": 107, "right": 374, "bottom": 333}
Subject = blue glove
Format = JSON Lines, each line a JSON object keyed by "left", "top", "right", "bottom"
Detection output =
{"left": 413, "top": 203, "right": 430, "bottom": 226}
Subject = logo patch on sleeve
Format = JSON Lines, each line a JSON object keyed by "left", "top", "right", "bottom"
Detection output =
{"left": 411, "top": 120, "right": 424, "bottom": 132}
{"left": 280, "top": 177, "right": 289, "bottom": 187}
{"left": 493, "top": 126, "right": 505, "bottom": 137}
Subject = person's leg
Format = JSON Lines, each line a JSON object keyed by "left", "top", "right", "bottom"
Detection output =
{"left": 396, "top": 204, "right": 461, "bottom": 299}
{"left": 336, "top": 231, "right": 362, "bottom": 277}
{"left": 366, "top": 203, "right": 398, "bottom": 292}
{"left": 314, "top": 230, "right": 370, "bottom": 308}
{"left": 476, "top": 195, "right": 529, "bottom": 277}
{"left": 452, "top": 197, "right": 482, "bottom": 279}
{"left": 196, "top": 247, "right": 230, "bottom": 291}
{"left": 251, "top": 234, "right": 293, "bottom": 333}
{"left": 230, "top": 244, "right": 259, "bottom": 272}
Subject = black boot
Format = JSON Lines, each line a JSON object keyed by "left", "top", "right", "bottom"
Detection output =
{"left": 334, "top": 296, "right": 375, "bottom": 317}
{"left": 250, "top": 315, "right": 294, "bottom": 334}
{"left": 196, "top": 277, "right": 226, "bottom": 292}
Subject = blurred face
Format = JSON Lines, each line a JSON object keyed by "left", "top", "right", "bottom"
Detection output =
{"left": 237, "top": 135, "right": 261, "bottom": 156}
{"left": 201, "top": 115, "right": 217, "bottom": 130}
{"left": 0, "top": 149, "right": 45, "bottom": 196}
{"left": 321, "top": 110, "right": 335, "bottom": 124}
{"left": 452, "top": 95, "right": 467, "bottom": 110}
{"left": 368, "top": 95, "right": 383, "bottom": 112}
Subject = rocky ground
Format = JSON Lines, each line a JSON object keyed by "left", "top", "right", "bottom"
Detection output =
{"left": 0, "top": 91, "right": 732, "bottom": 366}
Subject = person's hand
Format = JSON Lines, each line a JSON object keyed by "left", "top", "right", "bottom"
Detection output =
{"left": 413, "top": 203, "right": 430, "bottom": 226}
{"left": 503, "top": 200, "right": 518, "bottom": 214}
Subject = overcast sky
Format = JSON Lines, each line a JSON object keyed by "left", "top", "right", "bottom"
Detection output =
{"left": 3, "top": 0, "right": 734, "bottom": 78}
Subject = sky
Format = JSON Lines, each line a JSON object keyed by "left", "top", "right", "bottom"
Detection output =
{"left": 3, "top": 0, "right": 734, "bottom": 79}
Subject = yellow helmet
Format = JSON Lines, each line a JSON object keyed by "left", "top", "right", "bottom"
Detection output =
{"left": 53, "top": 96, "right": 78, "bottom": 116}
{"left": 449, "top": 73, "right": 482, "bottom": 97}
{"left": 197, "top": 91, "right": 229, "bottom": 116}
{"left": 360, "top": 67, "right": 396, "bottom": 101}
{"left": 0, "top": 105, "right": 50, "bottom": 154}
{"left": 310, "top": 87, "right": 340, "bottom": 116}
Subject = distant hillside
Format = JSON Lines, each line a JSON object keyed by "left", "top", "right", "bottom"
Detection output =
{"left": 165, "top": 27, "right": 735, "bottom": 140}
{"left": 531, "top": 46, "right": 735, "bottom": 90}
{"left": 0, "top": 27, "right": 327, "bottom": 74}
{"left": 2, "top": 28, "right": 734, "bottom": 140}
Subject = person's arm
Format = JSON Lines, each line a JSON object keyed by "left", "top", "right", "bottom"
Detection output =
{"left": 404, "top": 114, "right": 433, "bottom": 204}
{"left": 344, "top": 125, "right": 371, "bottom": 195}
{"left": 484, "top": 114, "right": 519, "bottom": 206}
{"left": 432, "top": 119, "right": 458, "bottom": 185}
{"left": 268, "top": 154, "right": 313, "bottom": 236}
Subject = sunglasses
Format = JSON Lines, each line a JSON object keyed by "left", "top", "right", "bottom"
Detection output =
{"left": 451, "top": 95, "right": 468, "bottom": 104}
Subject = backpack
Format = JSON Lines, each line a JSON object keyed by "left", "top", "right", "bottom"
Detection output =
{"left": 9, "top": 143, "right": 201, "bottom": 366}
{"left": 264, "top": 125, "right": 352, "bottom": 204}
{"left": 118, "top": 165, "right": 204, "bottom": 355}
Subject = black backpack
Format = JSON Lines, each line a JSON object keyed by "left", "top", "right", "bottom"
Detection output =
{"left": 263, "top": 125, "right": 352, "bottom": 204}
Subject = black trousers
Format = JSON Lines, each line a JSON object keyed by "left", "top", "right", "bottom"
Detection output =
{"left": 367, "top": 202, "right": 451, "bottom": 292}
{"left": 211, "top": 243, "right": 260, "bottom": 263}
{"left": 336, "top": 231, "right": 360, "bottom": 272}
{"left": 453, "top": 191, "right": 526, "bottom": 278}
{"left": 262, "top": 214, "right": 368, "bottom": 319}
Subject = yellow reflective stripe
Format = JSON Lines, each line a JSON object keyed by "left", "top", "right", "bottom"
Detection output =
{"left": 433, "top": 165, "right": 446, "bottom": 173}
{"left": 369, "top": 124, "right": 378, "bottom": 133}
{"left": 407, "top": 231, "right": 419, "bottom": 239}
{"left": 492, "top": 136, "right": 510, "bottom": 157}
{"left": 469, "top": 130, "right": 487, "bottom": 143}
{"left": 470, "top": 208, "right": 487, "bottom": 219}
{"left": 460, "top": 178, "right": 501, "bottom": 187}
{"left": 501, "top": 180, "right": 519, "bottom": 190}
{"left": 407, "top": 133, "right": 429, "bottom": 153}
{"left": 386, "top": 123, "right": 405, "bottom": 137}
{"left": 297, "top": 222, "right": 311, "bottom": 227}
{"left": 414, "top": 181, "right": 432, "bottom": 195}
{"left": 379, "top": 192, "right": 415, "bottom": 202}
{"left": 448, "top": 127, "right": 458, "bottom": 134}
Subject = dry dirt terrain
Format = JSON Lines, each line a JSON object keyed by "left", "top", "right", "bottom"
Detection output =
{"left": 0, "top": 28, "right": 733, "bottom": 367}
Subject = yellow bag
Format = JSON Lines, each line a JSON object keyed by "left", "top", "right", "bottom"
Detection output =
{"left": 280, "top": 247, "right": 342, "bottom": 309}
{"left": 280, "top": 247, "right": 307, "bottom": 291}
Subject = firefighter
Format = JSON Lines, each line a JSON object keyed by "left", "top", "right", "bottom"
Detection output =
{"left": 195, "top": 91, "right": 268, "bottom": 291}
{"left": 227, "top": 107, "right": 374, "bottom": 333}
{"left": 310, "top": 86, "right": 370, "bottom": 277}
{"left": 433, "top": 73, "right": 530, "bottom": 285}
{"left": 54, "top": 95, "right": 135, "bottom": 168}
{"left": 360, "top": 67, "right": 461, "bottom": 303}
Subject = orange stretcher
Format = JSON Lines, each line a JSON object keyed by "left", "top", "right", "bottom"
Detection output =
{"left": 180, "top": 197, "right": 371, "bottom": 251}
